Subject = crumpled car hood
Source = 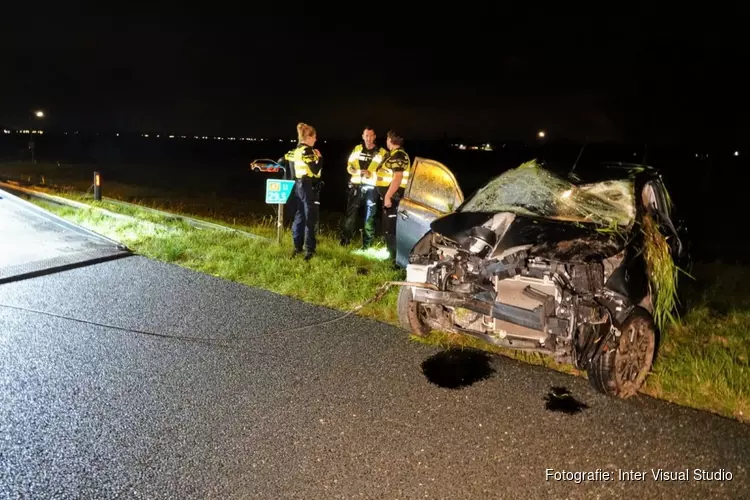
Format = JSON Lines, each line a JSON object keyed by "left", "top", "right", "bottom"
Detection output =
{"left": 430, "top": 211, "right": 494, "bottom": 244}
{"left": 430, "top": 210, "right": 625, "bottom": 263}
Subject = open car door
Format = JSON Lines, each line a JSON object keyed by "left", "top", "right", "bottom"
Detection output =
{"left": 395, "top": 158, "right": 464, "bottom": 268}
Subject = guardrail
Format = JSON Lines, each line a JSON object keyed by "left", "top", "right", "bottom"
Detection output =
{"left": 0, "top": 179, "right": 270, "bottom": 241}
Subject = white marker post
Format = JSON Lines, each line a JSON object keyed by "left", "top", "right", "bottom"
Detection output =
{"left": 265, "top": 177, "right": 295, "bottom": 244}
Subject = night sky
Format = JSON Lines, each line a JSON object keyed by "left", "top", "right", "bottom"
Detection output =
{"left": 1, "top": 4, "right": 746, "bottom": 143}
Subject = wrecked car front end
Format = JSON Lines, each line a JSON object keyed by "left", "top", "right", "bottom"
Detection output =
{"left": 397, "top": 161, "right": 683, "bottom": 398}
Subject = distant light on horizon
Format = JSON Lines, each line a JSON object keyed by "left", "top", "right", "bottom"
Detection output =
{"left": 169, "top": 134, "right": 175, "bottom": 139}
{"left": 735, "top": 151, "right": 739, "bottom": 156}
{"left": 537, "top": 130, "right": 546, "bottom": 138}
{"left": 34, "top": 110, "right": 44, "bottom": 118}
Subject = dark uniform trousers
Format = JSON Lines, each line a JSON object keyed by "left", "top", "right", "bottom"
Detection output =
{"left": 381, "top": 189, "right": 404, "bottom": 258}
{"left": 343, "top": 184, "right": 380, "bottom": 247}
{"left": 292, "top": 178, "right": 320, "bottom": 253}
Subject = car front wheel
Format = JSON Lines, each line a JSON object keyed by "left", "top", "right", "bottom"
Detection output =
{"left": 587, "top": 307, "right": 657, "bottom": 398}
{"left": 397, "top": 286, "right": 431, "bottom": 337}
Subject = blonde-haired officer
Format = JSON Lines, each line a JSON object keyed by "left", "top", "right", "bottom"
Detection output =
{"left": 285, "top": 122, "right": 323, "bottom": 260}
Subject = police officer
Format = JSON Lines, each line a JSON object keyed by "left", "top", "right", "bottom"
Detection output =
{"left": 340, "top": 127, "right": 387, "bottom": 249}
{"left": 286, "top": 122, "right": 323, "bottom": 260}
{"left": 378, "top": 130, "right": 410, "bottom": 260}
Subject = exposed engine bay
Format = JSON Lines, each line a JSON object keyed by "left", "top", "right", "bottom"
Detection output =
{"left": 404, "top": 212, "right": 635, "bottom": 370}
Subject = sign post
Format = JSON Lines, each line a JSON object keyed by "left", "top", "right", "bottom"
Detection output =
{"left": 265, "top": 178, "right": 295, "bottom": 244}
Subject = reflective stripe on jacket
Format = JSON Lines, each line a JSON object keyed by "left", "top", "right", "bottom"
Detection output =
{"left": 293, "top": 145, "right": 322, "bottom": 179}
{"left": 376, "top": 148, "right": 410, "bottom": 189}
{"left": 347, "top": 144, "right": 387, "bottom": 185}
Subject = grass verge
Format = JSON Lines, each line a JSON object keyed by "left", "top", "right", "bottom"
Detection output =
{"left": 18, "top": 187, "right": 750, "bottom": 425}
{"left": 28, "top": 197, "right": 403, "bottom": 325}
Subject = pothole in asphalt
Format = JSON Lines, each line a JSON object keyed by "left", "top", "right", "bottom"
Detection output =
{"left": 544, "top": 387, "right": 589, "bottom": 414}
{"left": 421, "top": 348, "right": 496, "bottom": 389}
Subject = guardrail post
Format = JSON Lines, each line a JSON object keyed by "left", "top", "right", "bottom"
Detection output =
{"left": 94, "top": 171, "right": 101, "bottom": 201}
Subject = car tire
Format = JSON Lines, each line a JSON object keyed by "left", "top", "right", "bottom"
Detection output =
{"left": 587, "top": 307, "right": 657, "bottom": 398}
{"left": 397, "top": 286, "right": 431, "bottom": 337}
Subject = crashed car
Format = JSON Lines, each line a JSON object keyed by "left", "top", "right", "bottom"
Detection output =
{"left": 395, "top": 159, "right": 686, "bottom": 398}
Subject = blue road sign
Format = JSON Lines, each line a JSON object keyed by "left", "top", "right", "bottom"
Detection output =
{"left": 265, "top": 179, "right": 295, "bottom": 204}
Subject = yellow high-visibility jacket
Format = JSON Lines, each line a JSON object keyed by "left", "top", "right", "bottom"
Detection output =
{"left": 286, "top": 144, "right": 322, "bottom": 179}
{"left": 377, "top": 148, "right": 410, "bottom": 189}
{"left": 347, "top": 144, "right": 387, "bottom": 186}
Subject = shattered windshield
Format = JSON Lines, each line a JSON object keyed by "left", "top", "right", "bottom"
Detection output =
{"left": 460, "top": 161, "right": 635, "bottom": 227}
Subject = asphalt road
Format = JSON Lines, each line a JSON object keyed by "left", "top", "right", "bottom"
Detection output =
{"left": 1, "top": 256, "right": 748, "bottom": 499}
{"left": 0, "top": 188, "right": 128, "bottom": 283}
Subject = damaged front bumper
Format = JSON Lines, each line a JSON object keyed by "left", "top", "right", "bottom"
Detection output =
{"left": 410, "top": 287, "right": 545, "bottom": 331}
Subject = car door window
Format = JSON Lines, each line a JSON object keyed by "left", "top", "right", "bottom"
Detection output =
{"left": 407, "top": 161, "right": 462, "bottom": 213}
